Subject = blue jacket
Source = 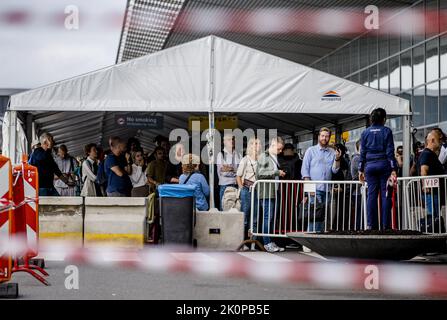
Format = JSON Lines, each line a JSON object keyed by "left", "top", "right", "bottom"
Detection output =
{"left": 179, "top": 172, "right": 210, "bottom": 211}
{"left": 359, "top": 124, "right": 397, "bottom": 172}
{"left": 29, "top": 147, "right": 63, "bottom": 188}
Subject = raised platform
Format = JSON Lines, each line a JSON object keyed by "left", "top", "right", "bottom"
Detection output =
{"left": 287, "top": 232, "right": 447, "bottom": 260}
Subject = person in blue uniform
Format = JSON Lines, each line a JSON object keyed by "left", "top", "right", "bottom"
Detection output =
{"left": 358, "top": 108, "right": 397, "bottom": 230}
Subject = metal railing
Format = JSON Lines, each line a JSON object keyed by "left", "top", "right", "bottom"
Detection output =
{"left": 249, "top": 180, "right": 367, "bottom": 238}
{"left": 397, "top": 175, "right": 447, "bottom": 234}
{"left": 249, "top": 175, "right": 447, "bottom": 240}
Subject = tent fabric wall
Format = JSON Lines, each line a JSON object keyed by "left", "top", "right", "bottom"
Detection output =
{"left": 2, "top": 111, "right": 27, "bottom": 162}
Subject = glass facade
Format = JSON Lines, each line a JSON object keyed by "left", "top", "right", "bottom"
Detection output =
{"left": 312, "top": 0, "right": 447, "bottom": 140}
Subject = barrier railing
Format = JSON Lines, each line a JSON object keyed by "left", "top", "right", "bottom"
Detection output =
{"left": 249, "top": 180, "right": 367, "bottom": 239}
{"left": 249, "top": 175, "right": 447, "bottom": 240}
{"left": 0, "top": 155, "right": 49, "bottom": 287}
{"left": 397, "top": 175, "right": 447, "bottom": 234}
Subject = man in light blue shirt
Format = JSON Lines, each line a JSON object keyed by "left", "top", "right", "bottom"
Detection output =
{"left": 301, "top": 127, "right": 341, "bottom": 231}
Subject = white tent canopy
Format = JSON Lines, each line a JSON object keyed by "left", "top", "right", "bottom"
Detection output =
{"left": 9, "top": 35, "right": 409, "bottom": 115}
{"left": 3, "top": 35, "right": 412, "bottom": 207}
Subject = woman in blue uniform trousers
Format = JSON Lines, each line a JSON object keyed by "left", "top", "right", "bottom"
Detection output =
{"left": 358, "top": 108, "right": 397, "bottom": 230}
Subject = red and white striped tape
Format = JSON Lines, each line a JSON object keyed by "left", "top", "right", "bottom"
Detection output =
{"left": 3, "top": 240, "right": 446, "bottom": 296}
{"left": 1, "top": 8, "right": 446, "bottom": 36}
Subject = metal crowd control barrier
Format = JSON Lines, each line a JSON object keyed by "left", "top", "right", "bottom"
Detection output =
{"left": 397, "top": 175, "right": 447, "bottom": 234}
{"left": 0, "top": 155, "right": 13, "bottom": 284}
{"left": 249, "top": 180, "right": 367, "bottom": 239}
{"left": 249, "top": 176, "right": 447, "bottom": 241}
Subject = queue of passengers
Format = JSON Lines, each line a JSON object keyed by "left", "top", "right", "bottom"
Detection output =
{"left": 28, "top": 109, "right": 447, "bottom": 252}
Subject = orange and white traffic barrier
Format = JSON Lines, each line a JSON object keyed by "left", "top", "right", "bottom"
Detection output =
{"left": 11, "top": 157, "right": 40, "bottom": 258}
{"left": 0, "top": 155, "right": 13, "bottom": 284}
{"left": 10, "top": 156, "right": 49, "bottom": 286}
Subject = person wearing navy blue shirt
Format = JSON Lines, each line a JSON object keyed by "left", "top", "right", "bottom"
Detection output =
{"left": 29, "top": 132, "right": 70, "bottom": 196}
{"left": 104, "top": 137, "right": 132, "bottom": 197}
{"left": 359, "top": 108, "right": 397, "bottom": 230}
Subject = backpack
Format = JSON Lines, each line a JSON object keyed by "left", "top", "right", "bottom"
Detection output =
{"left": 78, "top": 159, "right": 94, "bottom": 189}
{"left": 96, "top": 161, "right": 107, "bottom": 186}
{"left": 222, "top": 186, "right": 241, "bottom": 211}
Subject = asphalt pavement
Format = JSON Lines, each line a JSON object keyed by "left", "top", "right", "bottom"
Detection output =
{"left": 5, "top": 250, "right": 447, "bottom": 300}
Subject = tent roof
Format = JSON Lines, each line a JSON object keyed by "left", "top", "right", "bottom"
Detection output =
{"left": 10, "top": 35, "right": 410, "bottom": 116}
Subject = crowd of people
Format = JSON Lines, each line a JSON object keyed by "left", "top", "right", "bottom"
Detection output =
{"left": 28, "top": 108, "right": 447, "bottom": 252}
{"left": 29, "top": 134, "right": 189, "bottom": 199}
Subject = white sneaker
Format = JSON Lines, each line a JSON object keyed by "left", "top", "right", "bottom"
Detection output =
{"left": 302, "top": 246, "right": 312, "bottom": 253}
{"left": 264, "top": 242, "right": 279, "bottom": 253}
{"left": 271, "top": 242, "right": 285, "bottom": 252}
{"left": 242, "top": 245, "right": 250, "bottom": 251}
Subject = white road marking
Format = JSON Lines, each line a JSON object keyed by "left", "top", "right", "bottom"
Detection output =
{"left": 100, "top": 252, "right": 141, "bottom": 262}
{"left": 171, "top": 252, "right": 218, "bottom": 262}
{"left": 36, "top": 252, "right": 66, "bottom": 261}
{"left": 237, "top": 252, "right": 292, "bottom": 262}
{"left": 300, "top": 251, "right": 330, "bottom": 261}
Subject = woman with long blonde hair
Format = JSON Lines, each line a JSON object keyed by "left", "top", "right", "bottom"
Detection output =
{"left": 236, "top": 138, "right": 261, "bottom": 239}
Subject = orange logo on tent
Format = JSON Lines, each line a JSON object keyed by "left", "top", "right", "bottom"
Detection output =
{"left": 322, "top": 90, "right": 340, "bottom": 98}
{"left": 321, "top": 90, "right": 341, "bottom": 101}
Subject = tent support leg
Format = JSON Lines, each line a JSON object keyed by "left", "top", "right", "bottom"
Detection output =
{"left": 335, "top": 124, "right": 342, "bottom": 144}
{"left": 8, "top": 111, "right": 18, "bottom": 163}
{"left": 402, "top": 115, "right": 411, "bottom": 177}
{"left": 208, "top": 111, "right": 215, "bottom": 209}
{"left": 25, "top": 113, "right": 33, "bottom": 153}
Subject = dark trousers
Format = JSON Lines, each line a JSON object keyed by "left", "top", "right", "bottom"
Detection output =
{"left": 365, "top": 160, "right": 392, "bottom": 230}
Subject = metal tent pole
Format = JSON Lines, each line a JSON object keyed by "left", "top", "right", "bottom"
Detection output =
{"left": 208, "top": 36, "right": 216, "bottom": 209}
{"left": 208, "top": 112, "right": 215, "bottom": 209}
{"left": 402, "top": 114, "right": 411, "bottom": 177}
{"left": 8, "top": 110, "right": 18, "bottom": 164}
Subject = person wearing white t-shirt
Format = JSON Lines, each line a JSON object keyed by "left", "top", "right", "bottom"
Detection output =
{"left": 236, "top": 138, "right": 261, "bottom": 240}
{"left": 129, "top": 150, "right": 149, "bottom": 197}
{"left": 217, "top": 134, "right": 241, "bottom": 210}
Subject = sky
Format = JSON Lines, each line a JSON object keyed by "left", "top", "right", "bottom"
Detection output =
{"left": 0, "top": 0, "right": 127, "bottom": 89}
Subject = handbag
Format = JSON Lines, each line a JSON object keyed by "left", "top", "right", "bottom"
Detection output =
{"left": 298, "top": 201, "right": 326, "bottom": 223}
{"left": 242, "top": 158, "right": 256, "bottom": 189}
{"left": 243, "top": 179, "right": 255, "bottom": 188}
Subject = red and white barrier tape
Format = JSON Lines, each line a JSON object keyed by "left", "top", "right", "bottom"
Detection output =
{"left": 2, "top": 240, "right": 446, "bottom": 296}
{"left": 1, "top": 8, "right": 446, "bottom": 36}
{"left": 0, "top": 197, "right": 38, "bottom": 213}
